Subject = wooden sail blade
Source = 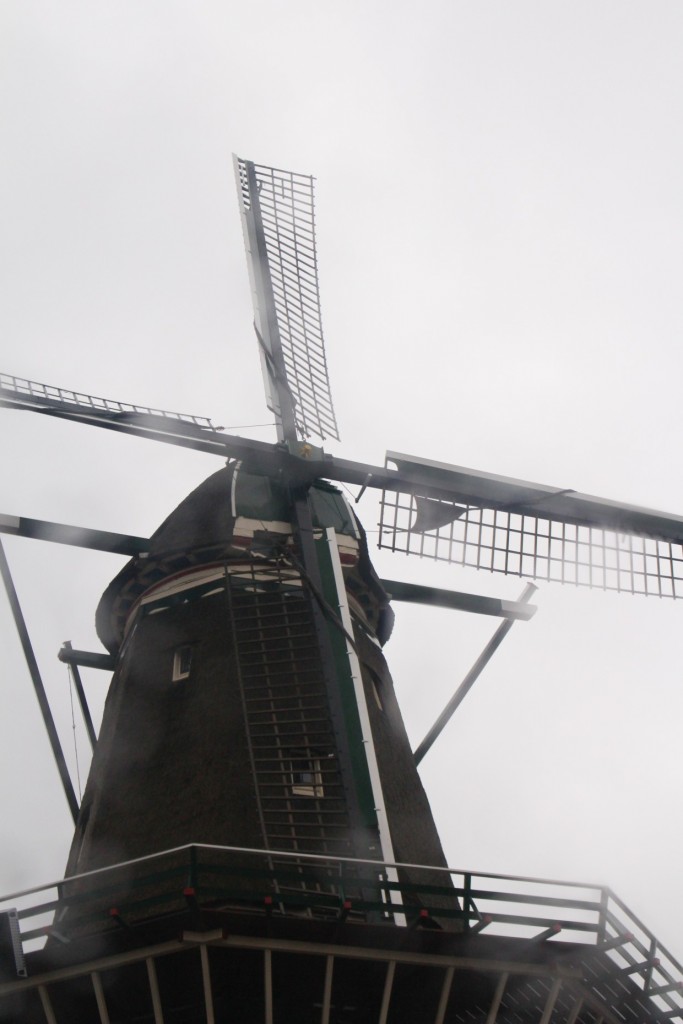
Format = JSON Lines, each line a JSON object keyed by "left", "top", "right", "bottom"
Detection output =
{"left": 380, "top": 495, "right": 683, "bottom": 598}
{"left": 234, "top": 155, "right": 340, "bottom": 443}
{"left": 379, "top": 451, "right": 683, "bottom": 598}
{"left": 384, "top": 451, "right": 683, "bottom": 541}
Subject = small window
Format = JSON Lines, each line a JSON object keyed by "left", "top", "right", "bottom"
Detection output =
{"left": 287, "top": 751, "right": 324, "bottom": 798}
{"left": 172, "top": 645, "right": 193, "bottom": 681}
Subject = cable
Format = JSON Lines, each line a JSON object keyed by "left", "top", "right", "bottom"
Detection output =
{"left": 67, "top": 666, "right": 83, "bottom": 801}
{"left": 220, "top": 422, "right": 276, "bottom": 431}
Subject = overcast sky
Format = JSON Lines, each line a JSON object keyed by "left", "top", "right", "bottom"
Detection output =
{"left": 2, "top": 1, "right": 683, "bottom": 960}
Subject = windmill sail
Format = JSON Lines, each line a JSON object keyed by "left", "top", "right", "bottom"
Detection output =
{"left": 234, "top": 155, "right": 340, "bottom": 443}
{"left": 379, "top": 452, "right": 683, "bottom": 598}
{"left": 0, "top": 373, "right": 216, "bottom": 430}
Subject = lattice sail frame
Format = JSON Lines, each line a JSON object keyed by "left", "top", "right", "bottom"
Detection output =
{"left": 0, "top": 373, "right": 216, "bottom": 429}
{"left": 234, "top": 155, "right": 339, "bottom": 442}
{"left": 379, "top": 492, "right": 683, "bottom": 598}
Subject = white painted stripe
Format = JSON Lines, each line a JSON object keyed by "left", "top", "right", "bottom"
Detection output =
{"left": 235, "top": 516, "right": 292, "bottom": 538}
{"left": 139, "top": 565, "right": 227, "bottom": 604}
{"left": 323, "top": 527, "right": 406, "bottom": 926}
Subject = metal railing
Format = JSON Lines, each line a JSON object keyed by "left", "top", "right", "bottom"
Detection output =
{"left": 0, "top": 844, "right": 681, "bottom": 1017}
{"left": 0, "top": 373, "right": 216, "bottom": 429}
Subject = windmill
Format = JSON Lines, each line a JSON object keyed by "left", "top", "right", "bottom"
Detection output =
{"left": 0, "top": 155, "right": 682, "bottom": 1023}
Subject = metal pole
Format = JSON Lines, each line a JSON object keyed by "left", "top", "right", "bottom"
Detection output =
{"left": 539, "top": 978, "right": 562, "bottom": 1024}
{"left": 91, "top": 972, "right": 111, "bottom": 1024}
{"left": 0, "top": 539, "right": 79, "bottom": 822}
{"left": 378, "top": 961, "right": 396, "bottom": 1024}
{"left": 434, "top": 966, "right": 455, "bottom": 1024}
{"left": 199, "top": 944, "right": 215, "bottom": 1024}
{"left": 565, "top": 996, "right": 584, "bottom": 1024}
{"left": 264, "top": 949, "right": 273, "bottom": 1024}
{"left": 380, "top": 579, "right": 536, "bottom": 620}
{"left": 321, "top": 956, "right": 334, "bottom": 1024}
{"left": 485, "top": 972, "right": 508, "bottom": 1024}
{"left": 38, "top": 985, "right": 58, "bottom": 1024}
{"left": 145, "top": 958, "right": 164, "bottom": 1024}
{"left": 413, "top": 584, "right": 537, "bottom": 765}
{"left": 63, "top": 641, "right": 97, "bottom": 752}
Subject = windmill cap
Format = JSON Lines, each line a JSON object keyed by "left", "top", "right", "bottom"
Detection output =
{"left": 95, "top": 465, "right": 393, "bottom": 654}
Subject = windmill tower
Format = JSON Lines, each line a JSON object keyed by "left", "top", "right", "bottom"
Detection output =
{"left": 1, "top": 156, "right": 683, "bottom": 1023}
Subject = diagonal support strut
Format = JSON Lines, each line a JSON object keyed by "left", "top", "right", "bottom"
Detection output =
{"left": 413, "top": 583, "right": 538, "bottom": 765}
{"left": 0, "top": 539, "right": 79, "bottom": 822}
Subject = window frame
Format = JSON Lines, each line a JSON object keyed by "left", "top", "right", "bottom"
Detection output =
{"left": 286, "top": 751, "right": 324, "bottom": 798}
{"left": 172, "top": 645, "right": 193, "bottom": 682}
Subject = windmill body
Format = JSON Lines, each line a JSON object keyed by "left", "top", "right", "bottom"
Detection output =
{"left": 61, "top": 463, "right": 451, "bottom": 924}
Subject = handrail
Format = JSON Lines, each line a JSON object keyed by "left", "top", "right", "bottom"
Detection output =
{"left": 0, "top": 842, "right": 608, "bottom": 906}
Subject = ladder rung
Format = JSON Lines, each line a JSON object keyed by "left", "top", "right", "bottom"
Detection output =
{"left": 259, "top": 792, "right": 345, "bottom": 803}
{"left": 240, "top": 654, "right": 321, "bottom": 671}
{"left": 246, "top": 701, "right": 327, "bottom": 712}
{"left": 241, "top": 667, "right": 321, "bottom": 680}
{"left": 234, "top": 612, "right": 313, "bottom": 626}
{"left": 263, "top": 812, "right": 348, "bottom": 821}
{"left": 254, "top": 769, "right": 343, "bottom": 780}
{"left": 253, "top": 761, "right": 340, "bottom": 773}
{"left": 249, "top": 725, "right": 334, "bottom": 738}
{"left": 249, "top": 715, "right": 332, "bottom": 727}
{"left": 261, "top": 795, "right": 344, "bottom": 802}
{"left": 253, "top": 770, "right": 344, "bottom": 778}
{"left": 250, "top": 743, "right": 337, "bottom": 754}
{"left": 238, "top": 635, "right": 318, "bottom": 653}
{"left": 241, "top": 677, "right": 323, "bottom": 691}
{"left": 263, "top": 821, "right": 350, "bottom": 832}
{"left": 267, "top": 835, "right": 353, "bottom": 846}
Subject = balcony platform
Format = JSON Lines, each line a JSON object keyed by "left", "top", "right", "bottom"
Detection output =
{"left": 0, "top": 846, "right": 680, "bottom": 1024}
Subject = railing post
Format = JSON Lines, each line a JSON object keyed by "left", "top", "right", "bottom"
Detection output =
{"left": 644, "top": 936, "right": 657, "bottom": 993}
{"left": 463, "top": 873, "right": 472, "bottom": 930}
{"left": 188, "top": 846, "right": 198, "bottom": 890}
{"left": 597, "top": 887, "right": 608, "bottom": 944}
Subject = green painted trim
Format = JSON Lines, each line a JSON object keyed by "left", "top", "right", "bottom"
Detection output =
{"left": 314, "top": 534, "right": 377, "bottom": 831}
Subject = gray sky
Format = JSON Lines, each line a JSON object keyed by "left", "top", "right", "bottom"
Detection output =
{"left": 2, "top": 0, "right": 683, "bottom": 958}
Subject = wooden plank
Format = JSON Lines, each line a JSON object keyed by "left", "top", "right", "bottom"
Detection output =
{"left": 378, "top": 961, "right": 396, "bottom": 1024}
{"left": 146, "top": 957, "right": 164, "bottom": 1024}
